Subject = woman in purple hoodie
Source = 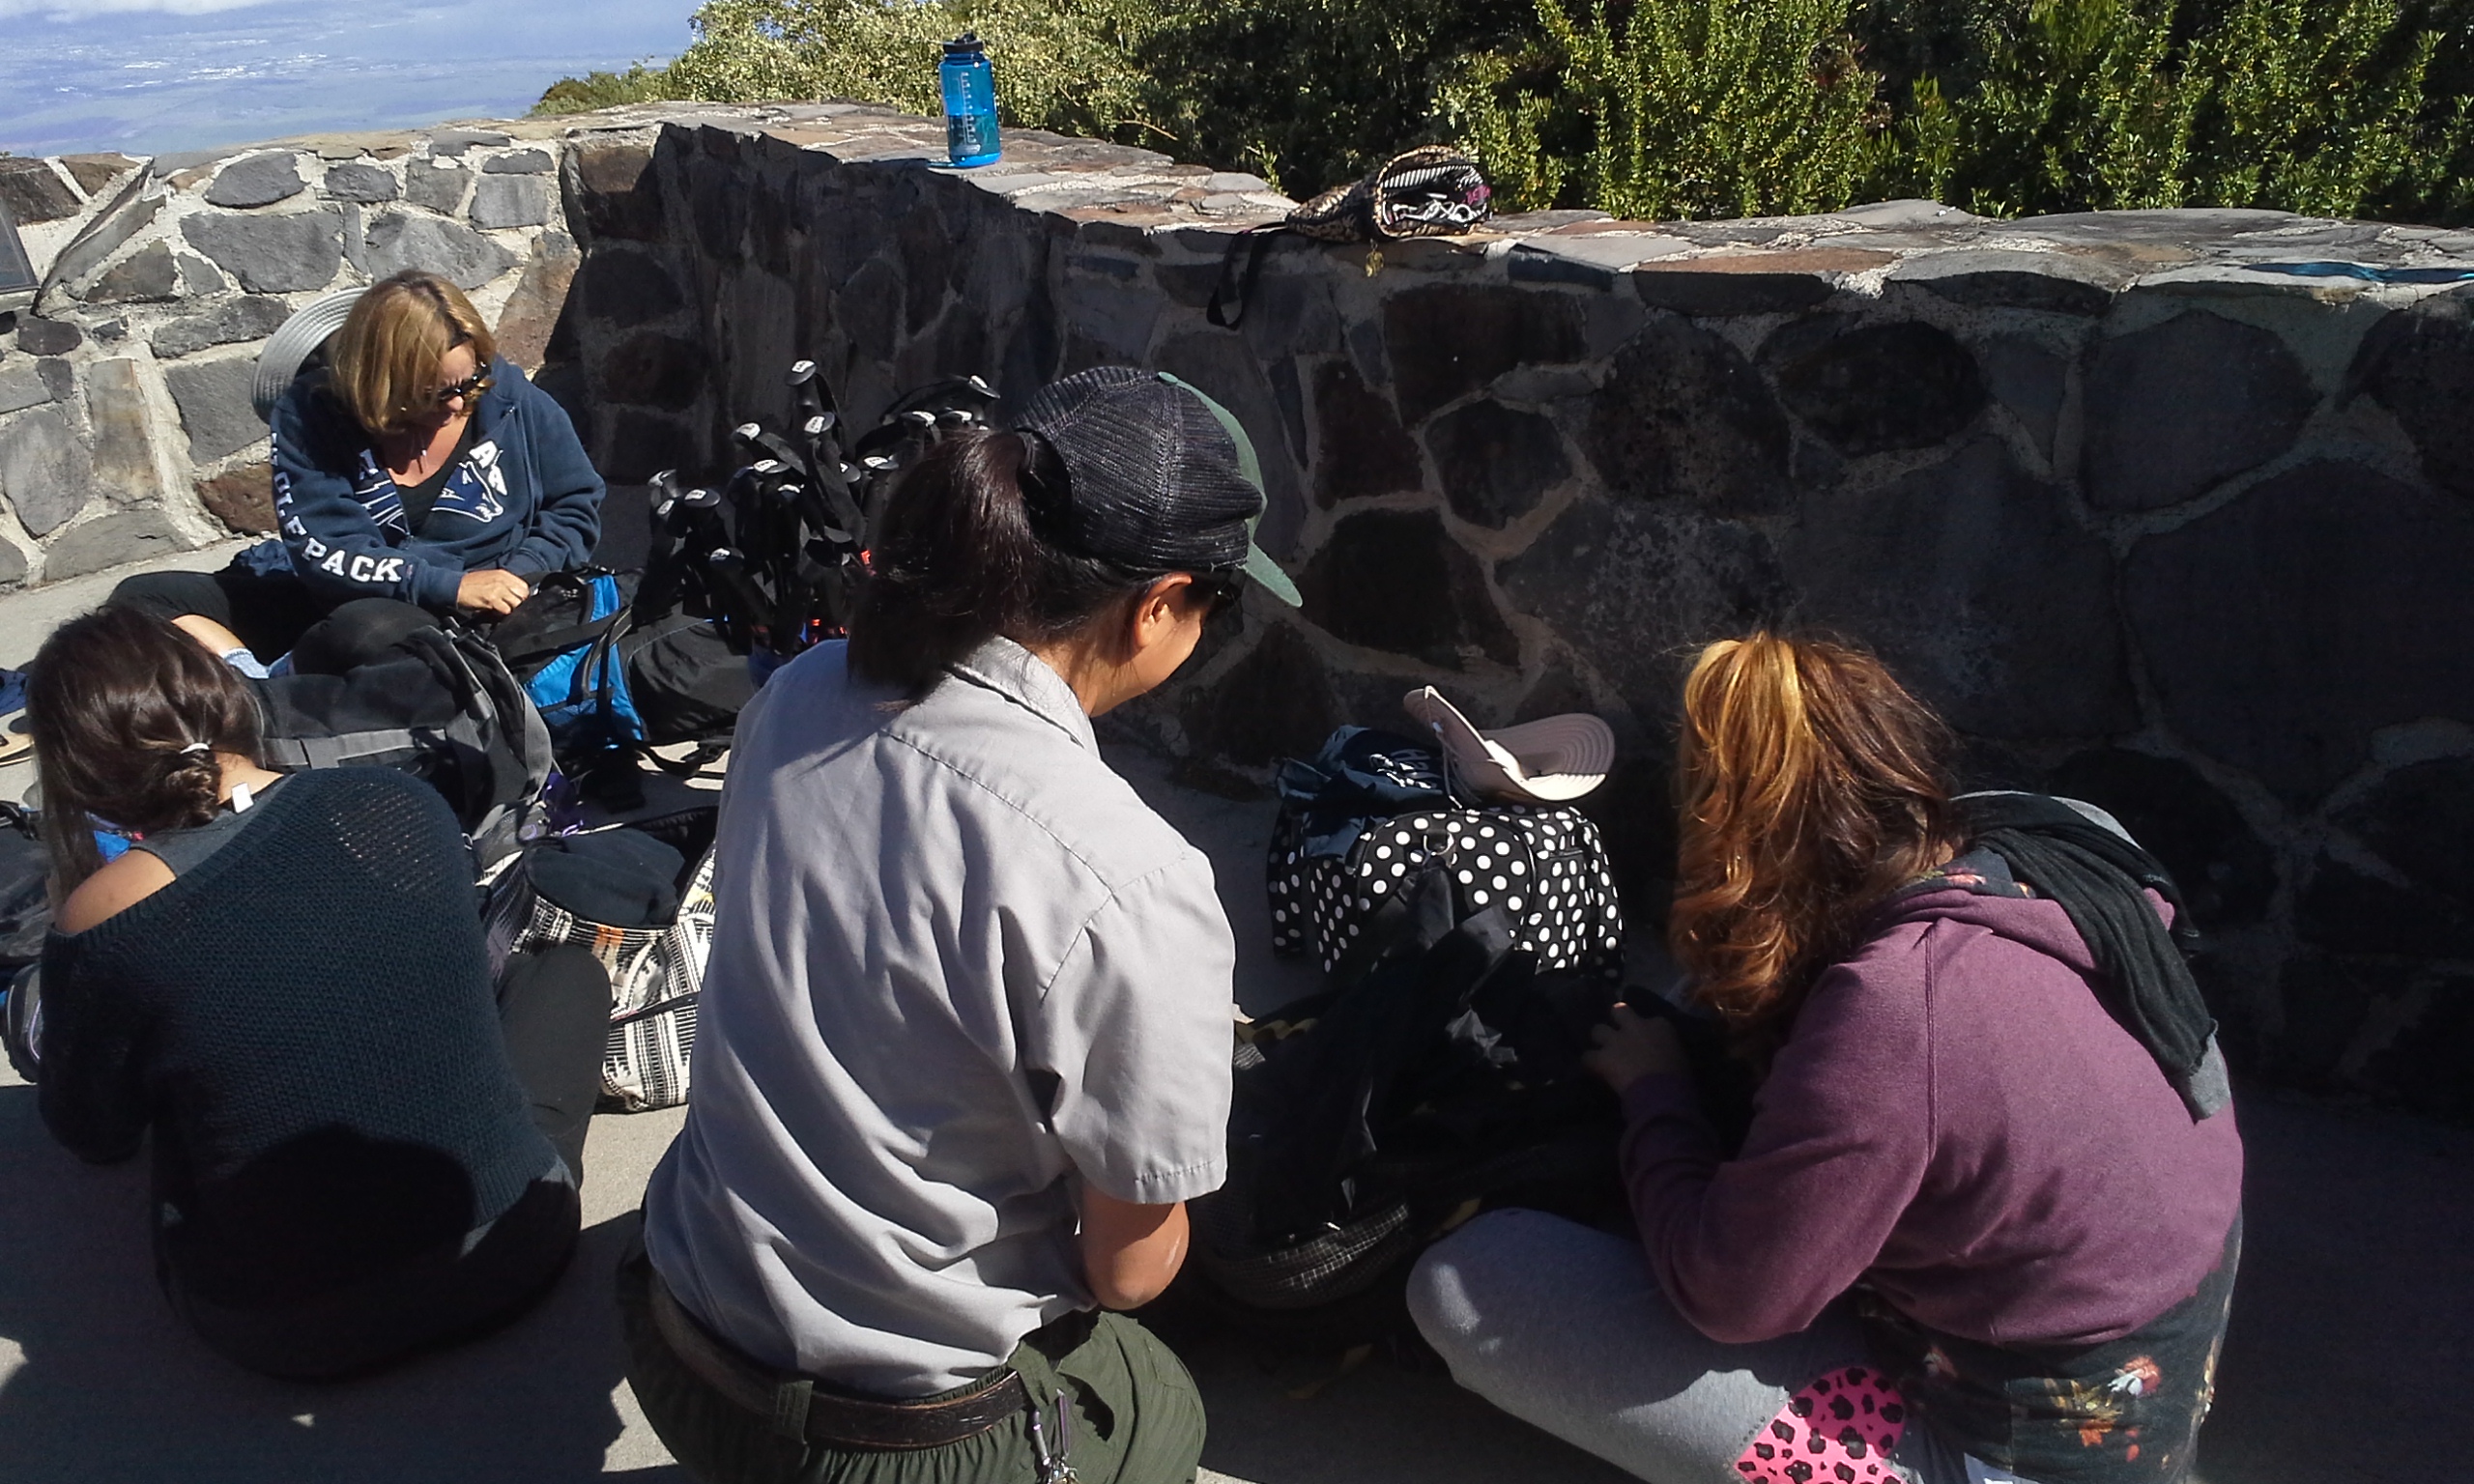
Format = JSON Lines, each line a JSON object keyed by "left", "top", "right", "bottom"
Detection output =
{"left": 1409, "top": 634, "right": 2243, "bottom": 1484}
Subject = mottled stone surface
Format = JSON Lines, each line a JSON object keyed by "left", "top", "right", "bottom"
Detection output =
{"left": 0, "top": 536, "right": 26, "bottom": 587}
{"left": 1311, "top": 360, "right": 1420, "bottom": 504}
{"left": 1384, "top": 284, "right": 1586, "bottom": 423}
{"left": 1426, "top": 401, "right": 1568, "bottom": 528}
{"left": 1586, "top": 316, "right": 1789, "bottom": 514}
{"left": 404, "top": 159, "right": 470, "bottom": 214}
{"left": 149, "top": 295, "right": 290, "bottom": 359}
{"left": 2048, "top": 748, "right": 2277, "bottom": 925}
{"left": 1184, "top": 621, "right": 1340, "bottom": 767}
{"left": 197, "top": 462, "right": 275, "bottom": 532}
{"left": 495, "top": 233, "right": 583, "bottom": 373}
{"left": 0, "top": 158, "right": 79, "bottom": 225}
{"left": 2126, "top": 462, "right": 2474, "bottom": 801}
{"left": 2346, "top": 287, "right": 2474, "bottom": 502}
{"left": 1888, "top": 248, "right": 2127, "bottom": 315}
{"left": 14, "top": 320, "right": 82, "bottom": 357}
{"left": 1763, "top": 319, "right": 1987, "bottom": 457}
{"left": 1978, "top": 335, "right": 2069, "bottom": 460}
{"left": 202, "top": 153, "right": 305, "bottom": 210}
{"left": 60, "top": 153, "right": 136, "bottom": 194}
{"left": 85, "top": 243, "right": 181, "bottom": 303}
{"left": 162, "top": 356, "right": 265, "bottom": 463}
{"left": 472, "top": 175, "right": 550, "bottom": 230}
{"left": 428, "top": 128, "right": 512, "bottom": 157}
{"left": 596, "top": 332, "right": 708, "bottom": 406}
{"left": 1787, "top": 439, "right": 2134, "bottom": 738}
{"left": 84, "top": 357, "right": 165, "bottom": 505}
{"left": 0, "top": 407, "right": 93, "bottom": 535}
{"left": 568, "top": 140, "right": 664, "bottom": 242}
{"left": 483, "top": 149, "right": 555, "bottom": 175}
{"left": 42, "top": 510, "right": 185, "bottom": 580}
{"left": 0, "top": 365, "right": 52, "bottom": 417}
{"left": 1299, "top": 508, "right": 1518, "bottom": 670}
{"left": 360, "top": 212, "right": 516, "bottom": 290}
{"left": 177, "top": 252, "right": 228, "bottom": 296}
{"left": 2083, "top": 309, "right": 2317, "bottom": 512}
{"left": 322, "top": 161, "right": 400, "bottom": 203}
{"left": 179, "top": 210, "right": 344, "bottom": 294}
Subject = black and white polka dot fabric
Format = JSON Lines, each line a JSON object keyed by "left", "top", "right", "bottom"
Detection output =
{"left": 1269, "top": 802, "right": 1624, "bottom": 979}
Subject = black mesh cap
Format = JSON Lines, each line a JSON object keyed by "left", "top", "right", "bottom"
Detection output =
{"left": 1004, "top": 366, "right": 1302, "bottom": 605}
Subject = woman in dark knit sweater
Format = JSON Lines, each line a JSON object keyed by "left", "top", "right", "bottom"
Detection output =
{"left": 25, "top": 607, "right": 612, "bottom": 1379}
{"left": 1409, "top": 635, "right": 2243, "bottom": 1484}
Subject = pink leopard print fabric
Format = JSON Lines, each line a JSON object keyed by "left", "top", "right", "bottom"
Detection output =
{"left": 1735, "top": 1364, "right": 1908, "bottom": 1483}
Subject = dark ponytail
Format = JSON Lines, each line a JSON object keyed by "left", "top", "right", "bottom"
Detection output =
{"left": 28, "top": 607, "right": 265, "bottom": 893}
{"left": 847, "top": 429, "right": 1159, "bottom": 698}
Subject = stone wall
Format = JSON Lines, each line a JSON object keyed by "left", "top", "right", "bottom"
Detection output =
{"left": 0, "top": 124, "right": 580, "bottom": 583}
{"left": 14, "top": 101, "right": 2474, "bottom": 1113}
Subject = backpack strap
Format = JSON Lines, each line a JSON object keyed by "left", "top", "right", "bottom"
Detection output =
{"left": 1207, "top": 226, "right": 1282, "bottom": 329}
{"left": 262, "top": 729, "right": 427, "bottom": 771}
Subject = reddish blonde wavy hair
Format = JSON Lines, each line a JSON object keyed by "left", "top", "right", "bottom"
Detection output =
{"left": 1670, "top": 634, "right": 1959, "bottom": 1059}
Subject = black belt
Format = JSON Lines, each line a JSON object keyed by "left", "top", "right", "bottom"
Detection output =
{"left": 647, "top": 1272, "right": 1027, "bottom": 1450}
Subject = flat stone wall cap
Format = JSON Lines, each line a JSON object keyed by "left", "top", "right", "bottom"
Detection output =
{"left": 1519, "top": 233, "right": 1692, "bottom": 271}
{"left": 151, "top": 146, "right": 247, "bottom": 176}
{"left": 2006, "top": 207, "right": 2303, "bottom": 244}
{"left": 427, "top": 128, "right": 514, "bottom": 156}
{"left": 203, "top": 152, "right": 306, "bottom": 209}
{"left": 2133, "top": 263, "right": 2373, "bottom": 301}
{"left": 60, "top": 154, "right": 138, "bottom": 194}
{"left": 0, "top": 159, "right": 80, "bottom": 226}
{"left": 1825, "top": 198, "right": 1984, "bottom": 230}
{"left": 1630, "top": 248, "right": 1891, "bottom": 315}
{"left": 481, "top": 149, "right": 555, "bottom": 175}
{"left": 1503, "top": 210, "right": 1614, "bottom": 231}
{"left": 1889, "top": 247, "right": 2133, "bottom": 313}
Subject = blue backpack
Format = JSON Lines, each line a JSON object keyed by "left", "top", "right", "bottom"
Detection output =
{"left": 496, "top": 571, "right": 647, "bottom": 764}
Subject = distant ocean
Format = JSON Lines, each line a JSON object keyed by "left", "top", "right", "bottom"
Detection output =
{"left": 0, "top": 0, "right": 692, "bottom": 160}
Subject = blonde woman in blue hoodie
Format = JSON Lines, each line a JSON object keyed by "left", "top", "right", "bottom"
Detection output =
{"left": 113, "top": 271, "right": 604, "bottom": 667}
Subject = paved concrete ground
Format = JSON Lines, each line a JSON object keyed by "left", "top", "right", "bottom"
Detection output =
{"left": 0, "top": 551, "right": 2466, "bottom": 1482}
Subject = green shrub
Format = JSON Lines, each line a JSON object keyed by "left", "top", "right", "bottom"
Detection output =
{"left": 532, "top": 63, "right": 677, "bottom": 116}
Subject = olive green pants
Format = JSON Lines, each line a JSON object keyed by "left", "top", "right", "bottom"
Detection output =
{"left": 618, "top": 1243, "right": 1206, "bottom": 1484}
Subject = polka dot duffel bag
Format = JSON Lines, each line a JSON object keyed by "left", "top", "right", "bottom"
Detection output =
{"left": 1267, "top": 728, "right": 1623, "bottom": 979}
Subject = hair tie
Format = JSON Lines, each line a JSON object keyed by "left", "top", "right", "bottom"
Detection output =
{"left": 180, "top": 741, "right": 212, "bottom": 757}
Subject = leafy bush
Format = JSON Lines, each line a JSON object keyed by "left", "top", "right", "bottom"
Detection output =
{"left": 542, "top": 0, "right": 2474, "bottom": 223}
{"left": 533, "top": 64, "right": 678, "bottom": 116}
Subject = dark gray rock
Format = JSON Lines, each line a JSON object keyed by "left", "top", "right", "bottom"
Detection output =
{"left": 0, "top": 363, "right": 53, "bottom": 416}
{"left": 2083, "top": 310, "right": 2317, "bottom": 512}
{"left": 84, "top": 242, "right": 181, "bottom": 303}
{"left": 14, "top": 319, "right": 82, "bottom": 356}
{"left": 1299, "top": 508, "right": 1519, "bottom": 670}
{"left": 567, "top": 140, "right": 664, "bottom": 242}
{"left": 361, "top": 212, "right": 517, "bottom": 290}
{"left": 164, "top": 356, "right": 266, "bottom": 463}
{"left": 404, "top": 159, "right": 470, "bottom": 214}
{"left": 42, "top": 510, "right": 185, "bottom": 581}
{"left": 1498, "top": 498, "right": 1787, "bottom": 721}
{"left": 0, "top": 537, "right": 25, "bottom": 588}
{"left": 2258, "top": 950, "right": 2378, "bottom": 1086}
{"left": 1586, "top": 315, "right": 1790, "bottom": 515}
{"left": 2357, "top": 972, "right": 2474, "bottom": 1121}
{"left": 1887, "top": 248, "right": 2128, "bottom": 315}
{"left": 2125, "top": 462, "right": 2474, "bottom": 802}
{"left": 1383, "top": 284, "right": 1586, "bottom": 423}
{"left": 2334, "top": 756, "right": 2474, "bottom": 923}
{"left": 34, "top": 359, "right": 72, "bottom": 405}
{"left": 428, "top": 128, "right": 512, "bottom": 157}
{"left": 1979, "top": 335, "right": 2069, "bottom": 461}
{"left": 178, "top": 255, "right": 227, "bottom": 297}
{"left": 1240, "top": 271, "right": 1342, "bottom": 361}
{"left": 471, "top": 175, "right": 550, "bottom": 230}
{"left": 2297, "top": 855, "right": 2474, "bottom": 960}
{"left": 492, "top": 232, "right": 581, "bottom": 373}
{"left": 1311, "top": 360, "right": 1420, "bottom": 505}
{"left": 1628, "top": 254, "right": 1856, "bottom": 316}
{"left": 482, "top": 149, "right": 555, "bottom": 175}
{"left": 0, "top": 158, "right": 78, "bottom": 225}
{"left": 2047, "top": 749, "right": 2276, "bottom": 925}
{"left": 2345, "top": 287, "right": 2474, "bottom": 501}
{"left": 1762, "top": 318, "right": 1987, "bottom": 457}
{"left": 1427, "top": 401, "right": 1568, "bottom": 528}
{"left": 1786, "top": 438, "right": 2135, "bottom": 739}
{"left": 84, "top": 357, "right": 163, "bottom": 505}
{"left": 0, "top": 407, "right": 93, "bottom": 535}
{"left": 1182, "top": 622, "right": 1340, "bottom": 767}
{"left": 180, "top": 209, "right": 344, "bottom": 293}
{"left": 599, "top": 412, "right": 697, "bottom": 483}
{"left": 322, "top": 161, "right": 400, "bottom": 203}
{"left": 149, "top": 295, "right": 291, "bottom": 359}
{"left": 203, "top": 152, "right": 305, "bottom": 209}
{"left": 594, "top": 332, "right": 708, "bottom": 406}
{"left": 835, "top": 258, "right": 903, "bottom": 355}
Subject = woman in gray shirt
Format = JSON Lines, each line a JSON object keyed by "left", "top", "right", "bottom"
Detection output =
{"left": 626, "top": 367, "right": 1303, "bottom": 1484}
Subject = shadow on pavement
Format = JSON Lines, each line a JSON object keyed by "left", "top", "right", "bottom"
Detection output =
{"left": 0, "top": 1081, "right": 670, "bottom": 1483}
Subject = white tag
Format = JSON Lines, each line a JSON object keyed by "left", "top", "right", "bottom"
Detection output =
{"left": 229, "top": 782, "right": 253, "bottom": 813}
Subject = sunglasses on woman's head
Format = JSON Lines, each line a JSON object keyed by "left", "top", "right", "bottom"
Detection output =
{"left": 431, "top": 370, "right": 493, "bottom": 407}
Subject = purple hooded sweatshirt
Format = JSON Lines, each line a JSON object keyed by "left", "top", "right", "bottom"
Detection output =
{"left": 1621, "top": 878, "right": 2243, "bottom": 1351}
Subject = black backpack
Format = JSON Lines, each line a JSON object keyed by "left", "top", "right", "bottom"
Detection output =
{"left": 252, "top": 623, "right": 552, "bottom": 871}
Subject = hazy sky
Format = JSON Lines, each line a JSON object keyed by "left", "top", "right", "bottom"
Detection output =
{"left": 0, "top": 0, "right": 694, "bottom": 158}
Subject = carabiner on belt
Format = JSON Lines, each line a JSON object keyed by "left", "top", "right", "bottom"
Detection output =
{"left": 1026, "top": 1387, "right": 1078, "bottom": 1484}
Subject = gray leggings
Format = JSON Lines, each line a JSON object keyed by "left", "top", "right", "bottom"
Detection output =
{"left": 1408, "top": 1209, "right": 1983, "bottom": 1484}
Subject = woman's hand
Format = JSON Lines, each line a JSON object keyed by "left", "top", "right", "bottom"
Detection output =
{"left": 1585, "top": 1003, "right": 1688, "bottom": 1097}
{"left": 455, "top": 569, "right": 532, "bottom": 616}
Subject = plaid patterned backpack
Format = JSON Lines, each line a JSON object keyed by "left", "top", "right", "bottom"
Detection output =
{"left": 1208, "top": 146, "right": 1495, "bottom": 328}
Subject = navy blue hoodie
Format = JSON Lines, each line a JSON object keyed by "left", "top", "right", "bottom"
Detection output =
{"left": 251, "top": 357, "right": 604, "bottom": 611}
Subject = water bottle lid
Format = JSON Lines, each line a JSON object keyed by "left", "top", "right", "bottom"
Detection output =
{"left": 943, "top": 32, "right": 987, "bottom": 57}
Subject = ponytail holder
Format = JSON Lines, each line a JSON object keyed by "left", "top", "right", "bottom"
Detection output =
{"left": 180, "top": 741, "right": 212, "bottom": 757}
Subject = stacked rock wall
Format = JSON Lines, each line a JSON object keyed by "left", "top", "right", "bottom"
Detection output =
{"left": 0, "top": 125, "right": 579, "bottom": 583}
{"left": 10, "top": 101, "right": 2474, "bottom": 1112}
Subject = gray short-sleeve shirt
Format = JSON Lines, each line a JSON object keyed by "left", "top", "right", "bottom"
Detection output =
{"left": 643, "top": 638, "right": 1236, "bottom": 1396}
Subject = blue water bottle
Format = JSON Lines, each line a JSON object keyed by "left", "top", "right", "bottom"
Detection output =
{"left": 940, "top": 33, "right": 1000, "bottom": 168}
